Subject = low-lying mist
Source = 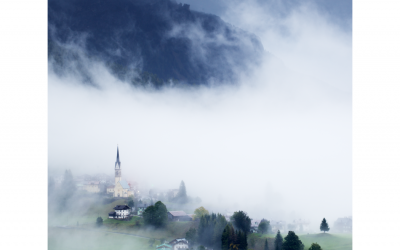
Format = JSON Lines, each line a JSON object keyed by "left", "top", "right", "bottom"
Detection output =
{"left": 48, "top": 0, "right": 351, "bottom": 231}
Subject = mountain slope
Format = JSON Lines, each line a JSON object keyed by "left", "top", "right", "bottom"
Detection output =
{"left": 48, "top": 0, "right": 266, "bottom": 87}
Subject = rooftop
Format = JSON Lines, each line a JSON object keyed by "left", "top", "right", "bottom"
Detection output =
{"left": 156, "top": 243, "right": 172, "bottom": 249}
{"left": 169, "top": 238, "right": 188, "bottom": 244}
{"left": 168, "top": 211, "right": 188, "bottom": 217}
{"left": 114, "top": 205, "right": 130, "bottom": 210}
{"left": 119, "top": 180, "right": 130, "bottom": 189}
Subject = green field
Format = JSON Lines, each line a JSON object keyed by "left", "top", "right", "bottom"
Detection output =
{"left": 48, "top": 227, "right": 152, "bottom": 250}
{"left": 49, "top": 227, "right": 352, "bottom": 250}
{"left": 49, "top": 199, "right": 131, "bottom": 227}
{"left": 48, "top": 220, "right": 198, "bottom": 250}
{"left": 299, "top": 233, "right": 352, "bottom": 250}
{"left": 247, "top": 232, "right": 352, "bottom": 250}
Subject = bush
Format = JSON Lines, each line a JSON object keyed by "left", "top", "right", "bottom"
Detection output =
{"left": 96, "top": 217, "right": 103, "bottom": 227}
{"left": 308, "top": 243, "right": 322, "bottom": 250}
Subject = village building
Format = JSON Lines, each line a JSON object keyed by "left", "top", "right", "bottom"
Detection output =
{"left": 167, "top": 211, "right": 192, "bottom": 221}
{"left": 106, "top": 147, "right": 134, "bottom": 198}
{"left": 168, "top": 238, "right": 189, "bottom": 250}
{"left": 270, "top": 220, "right": 287, "bottom": 233}
{"left": 167, "top": 189, "right": 179, "bottom": 200}
{"left": 290, "top": 219, "right": 310, "bottom": 232}
{"left": 156, "top": 243, "right": 172, "bottom": 250}
{"left": 108, "top": 205, "right": 131, "bottom": 219}
{"left": 251, "top": 219, "right": 262, "bottom": 233}
{"left": 136, "top": 203, "right": 150, "bottom": 216}
{"left": 333, "top": 216, "right": 352, "bottom": 233}
{"left": 85, "top": 181, "right": 101, "bottom": 193}
{"left": 76, "top": 183, "right": 85, "bottom": 191}
{"left": 187, "top": 214, "right": 195, "bottom": 220}
{"left": 114, "top": 179, "right": 131, "bottom": 197}
{"left": 106, "top": 185, "right": 115, "bottom": 194}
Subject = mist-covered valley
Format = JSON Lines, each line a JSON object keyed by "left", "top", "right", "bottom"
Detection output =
{"left": 48, "top": 0, "right": 352, "bottom": 249}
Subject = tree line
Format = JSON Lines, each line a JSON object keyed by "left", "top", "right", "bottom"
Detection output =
{"left": 185, "top": 208, "right": 328, "bottom": 250}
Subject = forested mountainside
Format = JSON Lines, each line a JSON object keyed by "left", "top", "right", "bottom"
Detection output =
{"left": 48, "top": 0, "right": 266, "bottom": 87}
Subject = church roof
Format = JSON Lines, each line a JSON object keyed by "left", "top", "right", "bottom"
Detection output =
{"left": 115, "top": 146, "right": 121, "bottom": 169}
{"left": 119, "top": 180, "right": 130, "bottom": 189}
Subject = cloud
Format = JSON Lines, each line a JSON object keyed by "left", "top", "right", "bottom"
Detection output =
{"left": 221, "top": 0, "right": 352, "bottom": 93}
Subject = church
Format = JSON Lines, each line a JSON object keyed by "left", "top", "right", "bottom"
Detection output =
{"left": 107, "top": 146, "right": 133, "bottom": 198}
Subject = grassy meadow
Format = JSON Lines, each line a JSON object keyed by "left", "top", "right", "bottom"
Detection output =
{"left": 48, "top": 227, "right": 152, "bottom": 250}
{"left": 247, "top": 232, "right": 352, "bottom": 250}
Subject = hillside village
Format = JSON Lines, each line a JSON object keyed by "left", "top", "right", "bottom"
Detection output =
{"left": 48, "top": 147, "right": 352, "bottom": 250}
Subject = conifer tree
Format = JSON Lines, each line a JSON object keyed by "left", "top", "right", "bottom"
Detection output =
{"left": 229, "top": 225, "right": 236, "bottom": 247}
{"left": 236, "top": 230, "right": 248, "bottom": 250}
{"left": 59, "top": 169, "right": 76, "bottom": 211}
{"left": 197, "top": 215, "right": 208, "bottom": 245}
{"left": 242, "top": 232, "right": 248, "bottom": 250}
{"left": 282, "top": 231, "right": 303, "bottom": 250}
{"left": 274, "top": 230, "right": 283, "bottom": 250}
{"left": 176, "top": 180, "right": 188, "bottom": 204}
{"left": 213, "top": 214, "right": 228, "bottom": 249}
{"left": 221, "top": 224, "right": 231, "bottom": 250}
{"left": 320, "top": 218, "right": 330, "bottom": 233}
{"left": 264, "top": 238, "right": 269, "bottom": 250}
{"left": 236, "top": 231, "right": 243, "bottom": 248}
{"left": 186, "top": 228, "right": 197, "bottom": 246}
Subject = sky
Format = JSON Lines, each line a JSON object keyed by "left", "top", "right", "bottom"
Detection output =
{"left": 48, "top": 0, "right": 352, "bottom": 229}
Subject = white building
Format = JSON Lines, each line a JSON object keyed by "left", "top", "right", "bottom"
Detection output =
{"left": 106, "top": 185, "right": 115, "bottom": 194}
{"left": 270, "top": 220, "right": 287, "bottom": 233}
{"left": 108, "top": 205, "right": 131, "bottom": 219}
{"left": 168, "top": 238, "right": 189, "bottom": 250}
{"left": 333, "top": 216, "right": 352, "bottom": 233}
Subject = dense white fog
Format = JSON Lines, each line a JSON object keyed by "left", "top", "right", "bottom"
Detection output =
{"left": 48, "top": 0, "right": 351, "bottom": 230}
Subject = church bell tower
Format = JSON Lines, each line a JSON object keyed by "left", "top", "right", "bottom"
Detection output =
{"left": 115, "top": 146, "right": 122, "bottom": 185}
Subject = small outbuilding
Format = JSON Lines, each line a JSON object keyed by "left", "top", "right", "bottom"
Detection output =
{"left": 167, "top": 211, "right": 192, "bottom": 221}
{"left": 136, "top": 203, "right": 150, "bottom": 216}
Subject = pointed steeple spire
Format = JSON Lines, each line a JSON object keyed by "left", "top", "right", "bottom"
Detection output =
{"left": 115, "top": 146, "right": 121, "bottom": 169}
